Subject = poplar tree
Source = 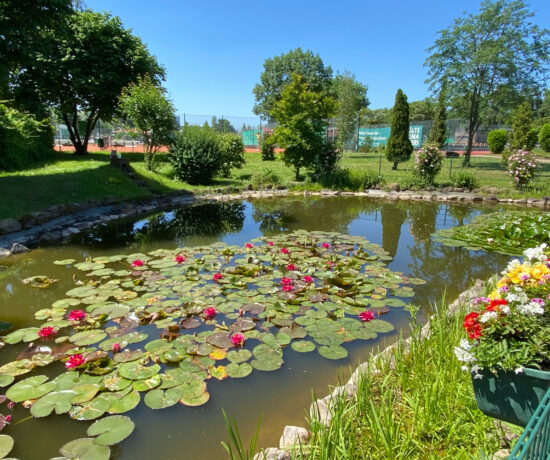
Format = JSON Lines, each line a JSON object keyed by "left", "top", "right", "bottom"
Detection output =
{"left": 386, "top": 89, "right": 413, "bottom": 170}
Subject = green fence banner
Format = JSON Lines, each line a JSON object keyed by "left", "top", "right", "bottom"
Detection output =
{"left": 242, "top": 130, "right": 261, "bottom": 146}
{"left": 359, "top": 125, "right": 423, "bottom": 148}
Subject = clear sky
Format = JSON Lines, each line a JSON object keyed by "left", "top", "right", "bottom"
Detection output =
{"left": 86, "top": 0, "right": 549, "bottom": 118}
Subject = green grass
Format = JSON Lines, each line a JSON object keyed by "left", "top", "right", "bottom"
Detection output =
{"left": 1, "top": 149, "right": 549, "bottom": 220}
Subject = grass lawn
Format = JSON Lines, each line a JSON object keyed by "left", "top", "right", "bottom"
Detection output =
{"left": 1, "top": 149, "right": 549, "bottom": 220}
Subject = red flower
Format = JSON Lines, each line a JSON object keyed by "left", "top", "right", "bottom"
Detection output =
{"left": 463, "top": 312, "right": 479, "bottom": 329}
{"left": 112, "top": 343, "right": 121, "bottom": 353}
{"left": 304, "top": 275, "right": 314, "bottom": 283}
{"left": 131, "top": 259, "right": 144, "bottom": 267}
{"left": 231, "top": 333, "right": 245, "bottom": 347}
{"left": 175, "top": 254, "right": 186, "bottom": 264}
{"left": 204, "top": 306, "right": 217, "bottom": 318}
{"left": 268, "top": 241, "right": 274, "bottom": 246}
{"left": 486, "top": 299, "right": 508, "bottom": 312}
{"left": 213, "top": 273, "right": 223, "bottom": 281}
{"left": 326, "top": 261, "right": 334, "bottom": 268}
{"left": 4, "top": 415, "right": 11, "bottom": 423}
{"left": 463, "top": 312, "right": 483, "bottom": 339}
{"left": 286, "top": 264, "right": 297, "bottom": 271}
{"left": 280, "top": 248, "right": 290, "bottom": 254}
{"left": 281, "top": 277, "right": 293, "bottom": 285}
{"left": 246, "top": 243, "right": 253, "bottom": 249}
{"left": 282, "top": 284, "right": 294, "bottom": 292}
{"left": 67, "top": 310, "right": 86, "bottom": 321}
{"left": 359, "top": 310, "right": 376, "bottom": 322}
{"left": 38, "top": 326, "right": 56, "bottom": 337}
{"left": 65, "top": 354, "right": 85, "bottom": 369}
{"left": 322, "top": 242, "right": 330, "bottom": 249}
{"left": 468, "top": 323, "right": 483, "bottom": 339}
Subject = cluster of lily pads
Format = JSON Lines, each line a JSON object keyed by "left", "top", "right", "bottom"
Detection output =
{"left": 0, "top": 230, "right": 424, "bottom": 459}
{"left": 432, "top": 211, "right": 550, "bottom": 256}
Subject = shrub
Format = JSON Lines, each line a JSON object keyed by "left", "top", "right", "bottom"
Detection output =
{"left": 412, "top": 144, "right": 443, "bottom": 185}
{"left": 317, "top": 168, "right": 384, "bottom": 191}
{"left": 510, "top": 102, "right": 537, "bottom": 150}
{"left": 451, "top": 171, "right": 479, "bottom": 189}
{"left": 539, "top": 124, "right": 550, "bottom": 153}
{"left": 261, "top": 134, "right": 275, "bottom": 161}
{"left": 217, "top": 133, "right": 245, "bottom": 177}
{"left": 500, "top": 149, "right": 512, "bottom": 168}
{"left": 487, "top": 129, "right": 508, "bottom": 154}
{"left": 358, "top": 135, "right": 373, "bottom": 153}
{"left": 507, "top": 150, "right": 538, "bottom": 189}
{"left": 169, "top": 125, "right": 221, "bottom": 184}
{"left": 0, "top": 104, "right": 53, "bottom": 171}
{"left": 313, "top": 139, "right": 341, "bottom": 175}
{"left": 386, "top": 89, "right": 413, "bottom": 169}
{"left": 251, "top": 168, "right": 281, "bottom": 189}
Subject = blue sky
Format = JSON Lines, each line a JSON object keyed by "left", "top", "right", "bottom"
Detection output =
{"left": 86, "top": 0, "right": 549, "bottom": 118}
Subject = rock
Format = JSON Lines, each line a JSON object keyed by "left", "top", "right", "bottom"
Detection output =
{"left": 10, "top": 243, "right": 29, "bottom": 254}
{"left": 0, "top": 218, "right": 21, "bottom": 234}
{"left": 0, "top": 247, "right": 11, "bottom": 258}
{"left": 39, "top": 231, "right": 62, "bottom": 243}
{"left": 389, "top": 183, "right": 401, "bottom": 191}
{"left": 309, "top": 397, "right": 332, "bottom": 425}
{"left": 279, "top": 426, "right": 310, "bottom": 449}
{"left": 492, "top": 449, "right": 510, "bottom": 459}
{"left": 253, "top": 448, "right": 291, "bottom": 460}
{"left": 18, "top": 214, "right": 36, "bottom": 229}
{"left": 31, "top": 211, "right": 50, "bottom": 225}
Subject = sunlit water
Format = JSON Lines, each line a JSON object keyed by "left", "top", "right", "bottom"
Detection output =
{"left": 0, "top": 196, "right": 515, "bottom": 459}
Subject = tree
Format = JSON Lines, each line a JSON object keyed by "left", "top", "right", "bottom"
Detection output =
{"left": 333, "top": 71, "right": 369, "bottom": 148}
{"left": 361, "top": 107, "right": 392, "bottom": 125}
{"left": 409, "top": 98, "right": 436, "bottom": 122}
{"left": 253, "top": 48, "right": 333, "bottom": 119}
{"left": 386, "top": 89, "right": 413, "bottom": 170}
{"left": 509, "top": 101, "right": 537, "bottom": 150}
{"left": 17, "top": 10, "right": 164, "bottom": 155}
{"left": 270, "top": 74, "right": 336, "bottom": 180}
{"left": 211, "top": 116, "right": 236, "bottom": 133}
{"left": 427, "top": 87, "right": 447, "bottom": 148}
{"left": 120, "top": 76, "right": 176, "bottom": 170}
{"left": 425, "top": 0, "right": 550, "bottom": 166}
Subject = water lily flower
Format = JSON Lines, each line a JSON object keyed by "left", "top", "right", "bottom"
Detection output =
{"left": 246, "top": 243, "right": 253, "bottom": 249}
{"left": 4, "top": 415, "right": 12, "bottom": 423}
{"left": 281, "top": 277, "right": 293, "bottom": 285}
{"left": 131, "top": 259, "right": 144, "bottom": 267}
{"left": 175, "top": 254, "right": 186, "bottom": 264}
{"left": 67, "top": 310, "right": 86, "bottom": 321}
{"left": 65, "top": 354, "right": 85, "bottom": 369}
{"left": 213, "top": 273, "right": 223, "bottom": 281}
{"left": 280, "top": 248, "right": 290, "bottom": 254}
{"left": 38, "top": 326, "right": 57, "bottom": 337}
{"left": 322, "top": 242, "right": 331, "bottom": 249}
{"left": 268, "top": 241, "right": 274, "bottom": 246}
{"left": 304, "top": 275, "right": 314, "bottom": 283}
{"left": 286, "top": 264, "right": 296, "bottom": 271}
{"left": 359, "top": 310, "right": 376, "bottom": 322}
{"left": 231, "top": 333, "right": 245, "bottom": 347}
{"left": 204, "top": 306, "right": 217, "bottom": 318}
{"left": 112, "top": 343, "right": 122, "bottom": 353}
{"left": 282, "top": 284, "right": 294, "bottom": 292}
{"left": 7, "top": 402, "right": 15, "bottom": 410}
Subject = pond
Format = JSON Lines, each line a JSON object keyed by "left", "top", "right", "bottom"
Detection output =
{"left": 0, "top": 196, "right": 514, "bottom": 459}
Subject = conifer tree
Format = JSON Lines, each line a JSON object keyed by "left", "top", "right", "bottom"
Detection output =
{"left": 510, "top": 101, "right": 537, "bottom": 150}
{"left": 386, "top": 89, "right": 413, "bottom": 170}
{"left": 428, "top": 86, "right": 447, "bottom": 148}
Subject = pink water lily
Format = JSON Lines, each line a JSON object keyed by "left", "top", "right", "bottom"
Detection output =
{"left": 281, "top": 277, "right": 293, "bottom": 285}
{"left": 282, "top": 284, "right": 294, "bottom": 292}
{"left": 231, "top": 333, "right": 245, "bottom": 347}
{"left": 286, "top": 264, "right": 296, "bottom": 271}
{"left": 304, "top": 275, "right": 314, "bottom": 283}
{"left": 359, "top": 310, "right": 376, "bottom": 322}
{"left": 268, "top": 241, "right": 274, "bottom": 246}
{"left": 175, "top": 254, "right": 186, "bottom": 264}
{"left": 112, "top": 343, "right": 122, "bottom": 353}
{"left": 213, "top": 273, "right": 223, "bottom": 281}
{"left": 4, "top": 415, "right": 12, "bottom": 423}
{"left": 67, "top": 310, "right": 86, "bottom": 321}
{"left": 204, "top": 306, "right": 217, "bottom": 318}
{"left": 280, "top": 247, "right": 290, "bottom": 254}
{"left": 65, "top": 354, "right": 85, "bottom": 369}
{"left": 246, "top": 243, "right": 253, "bottom": 249}
{"left": 38, "top": 326, "right": 57, "bottom": 337}
{"left": 131, "top": 259, "right": 144, "bottom": 267}
{"left": 322, "top": 242, "right": 331, "bottom": 249}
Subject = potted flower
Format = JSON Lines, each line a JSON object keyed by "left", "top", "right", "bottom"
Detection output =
{"left": 455, "top": 243, "right": 550, "bottom": 426}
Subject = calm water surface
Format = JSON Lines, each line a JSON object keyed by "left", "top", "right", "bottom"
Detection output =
{"left": 0, "top": 197, "right": 512, "bottom": 459}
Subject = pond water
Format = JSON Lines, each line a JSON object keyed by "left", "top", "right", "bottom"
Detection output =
{"left": 0, "top": 196, "right": 514, "bottom": 459}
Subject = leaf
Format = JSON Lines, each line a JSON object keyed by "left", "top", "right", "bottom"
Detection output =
{"left": 54, "top": 259, "right": 76, "bottom": 265}
{"left": 69, "top": 330, "right": 107, "bottom": 347}
{"left": 87, "top": 415, "right": 135, "bottom": 446}
{"left": 0, "top": 435, "right": 14, "bottom": 459}
{"left": 226, "top": 349, "right": 252, "bottom": 364}
{"left": 22, "top": 275, "right": 59, "bottom": 288}
{"left": 107, "top": 390, "right": 140, "bottom": 414}
{"left": 6, "top": 375, "right": 55, "bottom": 402}
{"left": 226, "top": 363, "right": 252, "bottom": 378}
{"left": 118, "top": 363, "right": 160, "bottom": 380}
{"left": 31, "top": 390, "right": 77, "bottom": 417}
{"left": 59, "top": 438, "right": 110, "bottom": 460}
{"left": 69, "top": 396, "right": 111, "bottom": 420}
{"left": 291, "top": 341, "right": 316, "bottom": 353}
{"left": 144, "top": 387, "right": 184, "bottom": 409}
{"left": 318, "top": 345, "right": 348, "bottom": 360}
{"left": 0, "top": 375, "right": 14, "bottom": 388}
{"left": 180, "top": 390, "right": 210, "bottom": 407}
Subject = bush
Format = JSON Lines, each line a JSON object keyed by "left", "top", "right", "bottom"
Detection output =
{"left": 217, "top": 133, "right": 245, "bottom": 177}
{"left": 261, "top": 134, "right": 275, "bottom": 161}
{"left": 487, "top": 129, "right": 508, "bottom": 154}
{"left": 358, "top": 135, "right": 373, "bottom": 153}
{"left": 510, "top": 102, "right": 537, "bottom": 150}
{"left": 507, "top": 150, "right": 538, "bottom": 189}
{"left": 169, "top": 125, "right": 221, "bottom": 184}
{"left": 501, "top": 149, "right": 512, "bottom": 168}
{"left": 412, "top": 144, "right": 443, "bottom": 185}
{"left": 313, "top": 139, "right": 341, "bottom": 175}
{"left": 539, "top": 124, "right": 550, "bottom": 153}
{"left": 251, "top": 168, "right": 281, "bottom": 189}
{"left": 451, "top": 171, "right": 479, "bottom": 189}
{"left": 0, "top": 104, "right": 53, "bottom": 171}
{"left": 317, "top": 168, "right": 384, "bottom": 191}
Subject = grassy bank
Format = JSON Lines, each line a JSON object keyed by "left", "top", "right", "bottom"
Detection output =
{"left": 1, "top": 149, "right": 549, "bottom": 220}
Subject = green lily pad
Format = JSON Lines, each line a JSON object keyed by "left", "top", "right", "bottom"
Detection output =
{"left": 180, "top": 390, "right": 210, "bottom": 407}
{"left": 132, "top": 375, "right": 161, "bottom": 392}
{"left": 226, "top": 349, "right": 252, "bottom": 364}
{"left": 103, "top": 374, "right": 132, "bottom": 392}
{"left": 107, "top": 390, "right": 140, "bottom": 414}
{"left": 6, "top": 375, "right": 55, "bottom": 402}
{"left": 118, "top": 362, "right": 160, "bottom": 380}
{"left": 22, "top": 275, "right": 59, "bottom": 288}
{"left": 226, "top": 362, "right": 253, "bottom": 378}
{"left": 54, "top": 259, "right": 76, "bottom": 265}
{"left": 59, "top": 438, "right": 110, "bottom": 460}
{"left": 0, "top": 435, "right": 14, "bottom": 459}
{"left": 291, "top": 341, "right": 316, "bottom": 353}
{"left": 0, "top": 375, "right": 14, "bottom": 388}
{"left": 318, "top": 345, "right": 348, "bottom": 360}
{"left": 3, "top": 327, "right": 39, "bottom": 344}
{"left": 364, "top": 319, "right": 395, "bottom": 333}
{"left": 69, "top": 330, "right": 107, "bottom": 347}
{"left": 87, "top": 415, "right": 135, "bottom": 446}
{"left": 31, "top": 390, "right": 77, "bottom": 417}
{"left": 144, "top": 387, "right": 184, "bottom": 409}
{"left": 69, "top": 396, "right": 111, "bottom": 420}
{"left": 71, "top": 384, "right": 101, "bottom": 404}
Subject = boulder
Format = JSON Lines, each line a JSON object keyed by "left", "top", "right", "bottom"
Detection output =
{"left": 10, "top": 243, "right": 29, "bottom": 254}
{"left": 253, "top": 448, "right": 291, "bottom": 460}
{"left": 279, "top": 426, "right": 310, "bottom": 449}
{"left": 0, "top": 247, "right": 11, "bottom": 258}
{"left": 0, "top": 218, "right": 21, "bottom": 234}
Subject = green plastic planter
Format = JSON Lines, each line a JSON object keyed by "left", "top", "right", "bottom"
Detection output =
{"left": 472, "top": 367, "right": 550, "bottom": 427}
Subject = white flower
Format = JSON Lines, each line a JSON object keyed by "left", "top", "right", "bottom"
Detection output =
{"left": 523, "top": 244, "right": 548, "bottom": 263}
{"left": 479, "top": 311, "right": 498, "bottom": 323}
{"left": 500, "top": 305, "right": 511, "bottom": 315}
{"left": 517, "top": 301, "right": 544, "bottom": 316}
{"left": 506, "top": 292, "right": 529, "bottom": 304}
{"left": 515, "top": 367, "right": 524, "bottom": 374}
{"left": 504, "top": 259, "right": 521, "bottom": 274}
{"left": 454, "top": 343, "right": 476, "bottom": 363}
{"left": 471, "top": 365, "right": 483, "bottom": 379}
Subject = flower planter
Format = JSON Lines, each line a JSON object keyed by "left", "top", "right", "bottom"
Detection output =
{"left": 472, "top": 367, "right": 550, "bottom": 427}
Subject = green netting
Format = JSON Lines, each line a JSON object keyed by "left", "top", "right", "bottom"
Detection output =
{"left": 242, "top": 130, "right": 261, "bottom": 146}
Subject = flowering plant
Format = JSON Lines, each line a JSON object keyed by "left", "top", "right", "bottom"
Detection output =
{"left": 455, "top": 244, "right": 550, "bottom": 375}
{"left": 412, "top": 144, "right": 443, "bottom": 185}
{"left": 507, "top": 150, "right": 538, "bottom": 189}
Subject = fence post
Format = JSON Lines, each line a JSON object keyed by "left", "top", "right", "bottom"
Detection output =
{"left": 356, "top": 117, "right": 360, "bottom": 152}
{"left": 449, "top": 155, "right": 453, "bottom": 179}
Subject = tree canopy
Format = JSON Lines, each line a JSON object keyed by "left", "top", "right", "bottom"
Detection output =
{"left": 425, "top": 0, "right": 550, "bottom": 166}
{"left": 253, "top": 48, "right": 333, "bottom": 119}
{"left": 333, "top": 71, "right": 369, "bottom": 147}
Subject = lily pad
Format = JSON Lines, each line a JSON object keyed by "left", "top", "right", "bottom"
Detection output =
{"left": 6, "top": 375, "right": 55, "bottom": 402}
{"left": 59, "top": 438, "right": 110, "bottom": 460}
{"left": 180, "top": 390, "right": 210, "bottom": 407}
{"left": 107, "top": 390, "right": 140, "bottom": 414}
{"left": 144, "top": 387, "right": 184, "bottom": 409}
{"left": 0, "top": 375, "right": 14, "bottom": 388}
{"left": 118, "top": 363, "right": 160, "bottom": 381}
{"left": 31, "top": 390, "right": 77, "bottom": 417}
{"left": 318, "top": 345, "right": 348, "bottom": 360}
{"left": 69, "top": 330, "right": 107, "bottom": 347}
{"left": 69, "top": 397, "right": 111, "bottom": 420}
{"left": 0, "top": 435, "right": 14, "bottom": 459}
{"left": 226, "top": 349, "right": 252, "bottom": 364}
{"left": 291, "top": 341, "right": 316, "bottom": 353}
{"left": 226, "top": 362, "right": 252, "bottom": 378}
{"left": 87, "top": 415, "right": 135, "bottom": 446}
{"left": 54, "top": 259, "right": 76, "bottom": 265}
{"left": 22, "top": 275, "right": 59, "bottom": 288}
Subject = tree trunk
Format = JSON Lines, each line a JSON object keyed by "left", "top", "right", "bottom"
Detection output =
{"left": 295, "top": 167, "right": 300, "bottom": 181}
{"left": 392, "top": 161, "right": 398, "bottom": 170}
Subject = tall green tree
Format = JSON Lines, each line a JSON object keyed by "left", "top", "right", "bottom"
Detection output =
{"left": 427, "top": 87, "right": 447, "bottom": 148}
{"left": 361, "top": 107, "right": 392, "bottom": 125}
{"left": 210, "top": 116, "right": 237, "bottom": 133}
{"left": 333, "top": 71, "right": 369, "bottom": 148}
{"left": 409, "top": 98, "right": 436, "bottom": 122}
{"left": 270, "top": 74, "right": 336, "bottom": 180}
{"left": 386, "top": 89, "right": 413, "bottom": 170}
{"left": 509, "top": 101, "right": 537, "bottom": 150}
{"left": 17, "top": 10, "right": 164, "bottom": 155}
{"left": 120, "top": 76, "right": 176, "bottom": 170}
{"left": 253, "top": 48, "right": 333, "bottom": 119}
{"left": 425, "top": 0, "right": 550, "bottom": 166}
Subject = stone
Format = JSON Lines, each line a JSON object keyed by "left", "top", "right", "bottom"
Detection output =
{"left": 253, "top": 448, "right": 291, "bottom": 460}
{"left": 492, "top": 449, "right": 510, "bottom": 459}
{"left": 0, "top": 218, "right": 21, "bottom": 234}
{"left": 309, "top": 397, "right": 332, "bottom": 425}
{"left": 18, "top": 214, "right": 36, "bottom": 229}
{"left": 10, "top": 243, "right": 29, "bottom": 254}
{"left": 30, "top": 212, "right": 50, "bottom": 225}
{"left": 389, "top": 183, "right": 400, "bottom": 191}
{"left": 0, "top": 247, "right": 11, "bottom": 258}
{"left": 279, "top": 426, "right": 310, "bottom": 449}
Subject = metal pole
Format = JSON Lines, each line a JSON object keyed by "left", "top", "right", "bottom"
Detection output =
{"left": 356, "top": 116, "right": 360, "bottom": 152}
{"left": 449, "top": 155, "right": 453, "bottom": 179}
{"left": 378, "top": 153, "right": 382, "bottom": 176}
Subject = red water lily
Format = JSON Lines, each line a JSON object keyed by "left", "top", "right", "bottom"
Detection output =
{"left": 322, "top": 242, "right": 331, "bottom": 249}
{"left": 67, "top": 310, "right": 86, "bottom": 321}
{"left": 175, "top": 254, "right": 186, "bottom": 264}
{"left": 359, "top": 310, "right": 376, "bottom": 322}
{"left": 112, "top": 343, "right": 122, "bottom": 353}
{"left": 304, "top": 275, "right": 314, "bottom": 283}
{"left": 204, "top": 306, "right": 217, "bottom": 318}
{"left": 213, "top": 273, "right": 223, "bottom": 281}
{"left": 246, "top": 243, "right": 253, "bottom": 249}
{"left": 286, "top": 264, "right": 296, "bottom": 271}
{"left": 231, "top": 333, "right": 245, "bottom": 347}
{"left": 268, "top": 241, "right": 274, "bottom": 246}
{"left": 282, "top": 284, "right": 294, "bottom": 292}
{"left": 65, "top": 354, "right": 85, "bottom": 369}
{"left": 280, "top": 248, "right": 290, "bottom": 254}
{"left": 131, "top": 259, "right": 144, "bottom": 267}
{"left": 281, "top": 277, "right": 293, "bottom": 285}
{"left": 38, "top": 326, "right": 57, "bottom": 337}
